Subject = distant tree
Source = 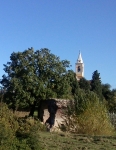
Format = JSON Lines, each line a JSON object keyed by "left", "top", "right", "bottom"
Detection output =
{"left": 91, "top": 70, "right": 103, "bottom": 100}
{"left": 79, "top": 77, "right": 91, "bottom": 91}
{"left": 0, "top": 48, "right": 71, "bottom": 116}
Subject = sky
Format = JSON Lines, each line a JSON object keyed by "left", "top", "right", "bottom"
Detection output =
{"left": 0, "top": 0, "right": 116, "bottom": 89}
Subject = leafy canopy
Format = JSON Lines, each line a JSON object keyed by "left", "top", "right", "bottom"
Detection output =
{"left": 1, "top": 48, "right": 72, "bottom": 109}
{"left": 91, "top": 70, "right": 103, "bottom": 100}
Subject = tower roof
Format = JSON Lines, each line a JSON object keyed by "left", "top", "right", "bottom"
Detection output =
{"left": 77, "top": 51, "right": 83, "bottom": 63}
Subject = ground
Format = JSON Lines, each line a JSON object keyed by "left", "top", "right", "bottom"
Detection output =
{"left": 39, "top": 131, "right": 116, "bottom": 150}
{"left": 14, "top": 110, "right": 116, "bottom": 150}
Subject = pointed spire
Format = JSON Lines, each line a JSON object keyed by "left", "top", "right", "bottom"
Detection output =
{"left": 77, "top": 51, "right": 83, "bottom": 63}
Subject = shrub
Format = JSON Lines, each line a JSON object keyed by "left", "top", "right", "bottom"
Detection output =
{"left": 108, "top": 112, "right": 116, "bottom": 129}
{"left": 0, "top": 103, "right": 45, "bottom": 149}
{"left": 77, "top": 99, "right": 114, "bottom": 135}
{"left": 0, "top": 120, "right": 18, "bottom": 150}
{"left": 16, "top": 118, "right": 44, "bottom": 150}
{"left": 17, "top": 117, "right": 47, "bottom": 135}
{"left": 0, "top": 103, "right": 19, "bottom": 133}
{"left": 61, "top": 91, "right": 115, "bottom": 135}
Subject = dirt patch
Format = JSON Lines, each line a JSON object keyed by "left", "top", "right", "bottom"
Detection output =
{"left": 14, "top": 111, "right": 29, "bottom": 118}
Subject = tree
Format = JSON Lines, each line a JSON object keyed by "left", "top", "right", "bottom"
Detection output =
{"left": 79, "top": 77, "right": 91, "bottom": 91}
{"left": 0, "top": 48, "right": 71, "bottom": 116}
{"left": 91, "top": 70, "right": 103, "bottom": 100}
{"left": 66, "top": 70, "right": 79, "bottom": 99}
{"left": 102, "top": 83, "right": 112, "bottom": 101}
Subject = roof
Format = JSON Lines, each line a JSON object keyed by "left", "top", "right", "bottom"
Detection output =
{"left": 77, "top": 51, "right": 83, "bottom": 63}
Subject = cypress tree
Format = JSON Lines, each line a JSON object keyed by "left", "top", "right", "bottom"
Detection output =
{"left": 91, "top": 70, "right": 103, "bottom": 100}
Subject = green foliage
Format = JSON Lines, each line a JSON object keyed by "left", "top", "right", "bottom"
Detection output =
{"left": 0, "top": 103, "right": 19, "bottom": 132}
{"left": 0, "top": 103, "right": 45, "bottom": 150}
{"left": 101, "top": 84, "right": 116, "bottom": 113}
{"left": 77, "top": 99, "right": 114, "bottom": 135}
{"left": 79, "top": 77, "right": 91, "bottom": 91}
{"left": 102, "top": 83, "right": 112, "bottom": 101}
{"left": 17, "top": 117, "right": 47, "bottom": 135}
{"left": 66, "top": 70, "right": 79, "bottom": 99}
{"left": 67, "top": 89, "right": 96, "bottom": 116}
{"left": 108, "top": 89, "right": 116, "bottom": 113}
{"left": 16, "top": 117, "right": 45, "bottom": 150}
{"left": 0, "top": 120, "right": 18, "bottom": 150}
{"left": 66, "top": 89, "right": 86, "bottom": 116}
{"left": 26, "top": 125, "right": 43, "bottom": 150}
{"left": 61, "top": 91, "right": 115, "bottom": 135}
{"left": 0, "top": 103, "right": 22, "bottom": 150}
{"left": 91, "top": 70, "right": 103, "bottom": 100}
{"left": 1, "top": 48, "right": 72, "bottom": 110}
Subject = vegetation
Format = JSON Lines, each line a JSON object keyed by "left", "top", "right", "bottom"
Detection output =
{"left": 0, "top": 48, "right": 116, "bottom": 149}
{"left": 60, "top": 90, "right": 115, "bottom": 135}
{"left": 39, "top": 132, "right": 116, "bottom": 150}
{"left": 90, "top": 70, "right": 103, "bottom": 100}
{"left": 0, "top": 48, "right": 73, "bottom": 116}
{"left": 79, "top": 77, "right": 91, "bottom": 91}
{"left": 0, "top": 103, "right": 45, "bottom": 150}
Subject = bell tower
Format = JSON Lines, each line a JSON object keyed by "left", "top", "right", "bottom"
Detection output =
{"left": 75, "top": 51, "right": 84, "bottom": 80}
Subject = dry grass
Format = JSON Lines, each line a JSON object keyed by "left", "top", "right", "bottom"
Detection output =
{"left": 14, "top": 111, "right": 29, "bottom": 117}
{"left": 60, "top": 98, "right": 115, "bottom": 136}
{"left": 39, "top": 131, "right": 116, "bottom": 150}
{"left": 77, "top": 100, "right": 115, "bottom": 135}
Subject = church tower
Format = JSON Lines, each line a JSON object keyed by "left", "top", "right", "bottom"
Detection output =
{"left": 75, "top": 51, "right": 84, "bottom": 80}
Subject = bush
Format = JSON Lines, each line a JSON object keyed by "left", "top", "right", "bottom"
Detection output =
{"left": 0, "top": 103, "right": 19, "bottom": 133}
{"left": 16, "top": 118, "right": 45, "bottom": 150}
{"left": 77, "top": 99, "right": 114, "bottom": 135}
{"left": 61, "top": 91, "right": 115, "bottom": 135}
{"left": 17, "top": 117, "right": 47, "bottom": 135}
{"left": 0, "top": 120, "right": 18, "bottom": 150}
{"left": 108, "top": 112, "right": 116, "bottom": 129}
{"left": 0, "top": 103, "right": 27, "bottom": 150}
{"left": 0, "top": 103, "right": 45, "bottom": 149}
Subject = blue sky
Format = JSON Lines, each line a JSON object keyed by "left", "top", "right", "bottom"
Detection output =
{"left": 0, "top": 0, "right": 116, "bottom": 89}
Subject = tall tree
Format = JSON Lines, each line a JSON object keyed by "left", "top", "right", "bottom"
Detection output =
{"left": 91, "top": 70, "right": 103, "bottom": 100}
{"left": 0, "top": 48, "right": 71, "bottom": 115}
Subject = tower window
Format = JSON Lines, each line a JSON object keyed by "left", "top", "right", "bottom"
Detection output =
{"left": 77, "top": 66, "right": 81, "bottom": 72}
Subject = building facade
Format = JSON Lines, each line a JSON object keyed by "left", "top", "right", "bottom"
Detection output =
{"left": 75, "top": 51, "right": 84, "bottom": 80}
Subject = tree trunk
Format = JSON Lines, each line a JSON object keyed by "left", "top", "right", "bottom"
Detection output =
{"left": 38, "top": 101, "right": 44, "bottom": 122}
{"left": 29, "top": 101, "right": 36, "bottom": 117}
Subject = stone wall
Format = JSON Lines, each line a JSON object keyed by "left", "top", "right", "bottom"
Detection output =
{"left": 41, "top": 99, "right": 71, "bottom": 127}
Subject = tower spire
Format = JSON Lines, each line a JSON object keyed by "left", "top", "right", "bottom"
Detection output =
{"left": 75, "top": 51, "right": 84, "bottom": 80}
{"left": 77, "top": 51, "right": 83, "bottom": 63}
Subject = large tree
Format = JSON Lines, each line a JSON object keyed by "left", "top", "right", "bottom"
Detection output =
{"left": 1, "top": 48, "right": 71, "bottom": 115}
{"left": 90, "top": 70, "right": 103, "bottom": 100}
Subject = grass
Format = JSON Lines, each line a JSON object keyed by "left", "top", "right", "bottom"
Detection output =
{"left": 39, "top": 131, "right": 116, "bottom": 150}
{"left": 1, "top": 102, "right": 116, "bottom": 150}
{"left": 34, "top": 111, "right": 38, "bottom": 117}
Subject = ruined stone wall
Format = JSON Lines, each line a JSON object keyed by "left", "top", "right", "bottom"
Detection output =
{"left": 43, "top": 99, "right": 72, "bottom": 127}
